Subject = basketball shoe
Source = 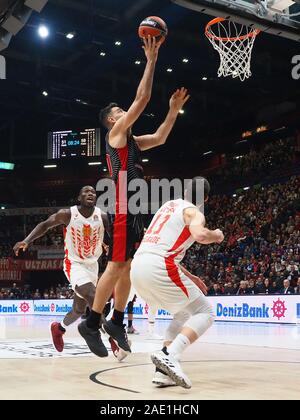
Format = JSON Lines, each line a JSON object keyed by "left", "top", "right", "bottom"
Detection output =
{"left": 103, "top": 320, "right": 131, "bottom": 353}
{"left": 78, "top": 320, "right": 108, "bottom": 357}
{"left": 50, "top": 322, "right": 65, "bottom": 352}
{"left": 127, "top": 325, "right": 139, "bottom": 335}
{"left": 152, "top": 370, "right": 177, "bottom": 388}
{"left": 151, "top": 349, "right": 192, "bottom": 389}
{"left": 109, "top": 337, "right": 132, "bottom": 362}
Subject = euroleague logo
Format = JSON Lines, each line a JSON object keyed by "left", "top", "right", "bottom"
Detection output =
{"left": 271, "top": 298, "right": 287, "bottom": 321}
{"left": 51, "top": 303, "right": 55, "bottom": 312}
{"left": 19, "top": 302, "right": 30, "bottom": 313}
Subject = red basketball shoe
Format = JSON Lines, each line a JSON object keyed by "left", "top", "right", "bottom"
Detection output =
{"left": 50, "top": 322, "right": 65, "bottom": 352}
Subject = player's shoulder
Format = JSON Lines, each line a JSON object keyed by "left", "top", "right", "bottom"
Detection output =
{"left": 183, "top": 206, "right": 205, "bottom": 223}
{"left": 57, "top": 208, "right": 71, "bottom": 216}
{"left": 55, "top": 208, "right": 71, "bottom": 225}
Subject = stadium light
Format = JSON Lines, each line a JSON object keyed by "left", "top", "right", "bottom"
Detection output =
{"left": 38, "top": 25, "right": 49, "bottom": 38}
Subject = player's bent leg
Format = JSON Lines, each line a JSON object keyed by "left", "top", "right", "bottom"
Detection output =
{"left": 164, "top": 311, "right": 190, "bottom": 351}
{"left": 78, "top": 262, "right": 130, "bottom": 356}
{"left": 76, "top": 282, "right": 111, "bottom": 357}
{"left": 152, "top": 296, "right": 215, "bottom": 389}
{"left": 103, "top": 260, "right": 132, "bottom": 353}
{"left": 127, "top": 297, "right": 139, "bottom": 335}
{"left": 51, "top": 293, "right": 87, "bottom": 353}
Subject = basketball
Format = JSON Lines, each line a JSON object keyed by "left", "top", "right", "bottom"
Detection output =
{"left": 138, "top": 16, "right": 168, "bottom": 43}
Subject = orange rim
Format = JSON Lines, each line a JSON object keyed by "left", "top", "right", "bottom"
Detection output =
{"left": 205, "top": 17, "right": 261, "bottom": 41}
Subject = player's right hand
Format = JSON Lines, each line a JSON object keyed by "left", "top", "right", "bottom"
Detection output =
{"left": 214, "top": 229, "right": 224, "bottom": 244}
{"left": 13, "top": 241, "right": 28, "bottom": 256}
{"left": 142, "top": 36, "right": 161, "bottom": 62}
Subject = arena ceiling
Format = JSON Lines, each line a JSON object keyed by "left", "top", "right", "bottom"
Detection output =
{"left": 0, "top": 0, "right": 299, "bottom": 164}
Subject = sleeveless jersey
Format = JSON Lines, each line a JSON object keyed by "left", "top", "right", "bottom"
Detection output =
{"left": 106, "top": 131, "right": 144, "bottom": 211}
{"left": 64, "top": 206, "right": 104, "bottom": 265}
{"left": 135, "top": 199, "right": 197, "bottom": 265}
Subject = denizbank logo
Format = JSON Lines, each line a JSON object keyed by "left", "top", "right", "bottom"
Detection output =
{"left": 0, "top": 304, "right": 18, "bottom": 313}
{"left": 55, "top": 304, "right": 72, "bottom": 313}
{"left": 34, "top": 303, "right": 72, "bottom": 313}
{"left": 34, "top": 304, "right": 51, "bottom": 312}
{"left": 217, "top": 303, "right": 270, "bottom": 319}
{"left": 217, "top": 299, "right": 288, "bottom": 320}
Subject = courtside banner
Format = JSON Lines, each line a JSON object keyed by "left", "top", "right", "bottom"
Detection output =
{"left": 33, "top": 299, "right": 73, "bottom": 315}
{"left": 0, "top": 300, "right": 33, "bottom": 315}
{"left": 0, "top": 296, "right": 299, "bottom": 324}
{"left": 209, "top": 295, "right": 300, "bottom": 324}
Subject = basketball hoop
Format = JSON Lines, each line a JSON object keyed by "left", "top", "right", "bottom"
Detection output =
{"left": 205, "top": 18, "right": 260, "bottom": 82}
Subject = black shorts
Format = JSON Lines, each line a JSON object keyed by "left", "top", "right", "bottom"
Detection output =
{"left": 108, "top": 213, "right": 144, "bottom": 262}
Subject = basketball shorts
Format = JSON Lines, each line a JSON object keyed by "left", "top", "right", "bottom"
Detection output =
{"left": 108, "top": 212, "right": 144, "bottom": 262}
{"left": 63, "top": 260, "right": 99, "bottom": 293}
{"left": 130, "top": 254, "right": 212, "bottom": 315}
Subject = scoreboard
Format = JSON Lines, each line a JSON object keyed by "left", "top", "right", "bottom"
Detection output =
{"left": 47, "top": 128, "right": 100, "bottom": 159}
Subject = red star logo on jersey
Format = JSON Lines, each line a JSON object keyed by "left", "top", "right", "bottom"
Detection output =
{"left": 82, "top": 224, "right": 92, "bottom": 239}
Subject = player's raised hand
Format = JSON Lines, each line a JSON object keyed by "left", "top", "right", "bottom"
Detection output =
{"left": 142, "top": 36, "right": 161, "bottom": 62}
{"left": 169, "top": 87, "right": 190, "bottom": 113}
{"left": 13, "top": 241, "right": 28, "bottom": 256}
{"left": 214, "top": 229, "right": 224, "bottom": 244}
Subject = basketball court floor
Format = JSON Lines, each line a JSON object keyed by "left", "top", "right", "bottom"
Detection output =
{"left": 0, "top": 316, "right": 299, "bottom": 400}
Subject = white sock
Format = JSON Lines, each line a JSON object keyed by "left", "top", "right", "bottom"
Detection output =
{"left": 60, "top": 321, "right": 67, "bottom": 330}
{"left": 167, "top": 334, "right": 190, "bottom": 359}
{"left": 148, "top": 322, "right": 155, "bottom": 334}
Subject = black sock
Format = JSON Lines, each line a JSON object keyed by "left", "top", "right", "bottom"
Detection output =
{"left": 59, "top": 324, "right": 66, "bottom": 333}
{"left": 128, "top": 320, "right": 133, "bottom": 328}
{"left": 86, "top": 310, "right": 102, "bottom": 330}
{"left": 111, "top": 309, "right": 124, "bottom": 326}
{"left": 162, "top": 346, "right": 169, "bottom": 355}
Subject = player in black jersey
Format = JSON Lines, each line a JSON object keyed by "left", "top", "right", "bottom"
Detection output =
{"left": 78, "top": 36, "right": 190, "bottom": 357}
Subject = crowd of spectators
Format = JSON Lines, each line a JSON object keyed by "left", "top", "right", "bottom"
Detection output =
{"left": 183, "top": 174, "right": 300, "bottom": 295}
{"left": 211, "top": 137, "right": 299, "bottom": 191}
{"left": 0, "top": 282, "right": 74, "bottom": 300}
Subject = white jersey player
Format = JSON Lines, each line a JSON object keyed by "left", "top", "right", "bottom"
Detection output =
{"left": 131, "top": 177, "right": 224, "bottom": 388}
{"left": 13, "top": 186, "right": 123, "bottom": 358}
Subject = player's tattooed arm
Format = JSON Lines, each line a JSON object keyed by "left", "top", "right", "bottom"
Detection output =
{"left": 13, "top": 209, "right": 71, "bottom": 256}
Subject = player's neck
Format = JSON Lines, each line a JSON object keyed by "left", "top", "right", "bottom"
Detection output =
{"left": 77, "top": 205, "right": 95, "bottom": 219}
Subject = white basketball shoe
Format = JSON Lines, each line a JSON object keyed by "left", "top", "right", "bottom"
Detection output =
{"left": 152, "top": 371, "right": 177, "bottom": 388}
{"left": 151, "top": 350, "right": 192, "bottom": 389}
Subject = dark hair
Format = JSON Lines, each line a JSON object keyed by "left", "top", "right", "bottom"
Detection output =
{"left": 99, "top": 103, "right": 118, "bottom": 128}
{"left": 79, "top": 185, "right": 95, "bottom": 196}
{"left": 185, "top": 176, "right": 210, "bottom": 205}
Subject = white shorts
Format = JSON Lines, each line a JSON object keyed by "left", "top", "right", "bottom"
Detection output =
{"left": 64, "top": 261, "right": 98, "bottom": 292}
{"left": 130, "top": 254, "right": 203, "bottom": 315}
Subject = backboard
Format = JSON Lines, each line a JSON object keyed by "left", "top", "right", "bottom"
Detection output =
{"left": 172, "top": 0, "right": 300, "bottom": 42}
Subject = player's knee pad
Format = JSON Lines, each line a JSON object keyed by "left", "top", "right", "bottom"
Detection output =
{"left": 165, "top": 311, "right": 190, "bottom": 341}
{"left": 184, "top": 312, "right": 215, "bottom": 338}
{"left": 127, "top": 300, "right": 134, "bottom": 314}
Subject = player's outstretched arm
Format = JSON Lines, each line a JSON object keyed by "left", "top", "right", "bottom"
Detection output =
{"left": 183, "top": 207, "right": 224, "bottom": 245}
{"left": 109, "top": 37, "right": 161, "bottom": 147}
{"left": 13, "top": 209, "right": 71, "bottom": 256}
{"left": 134, "top": 88, "right": 190, "bottom": 151}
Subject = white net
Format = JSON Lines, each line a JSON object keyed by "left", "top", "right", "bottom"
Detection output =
{"left": 205, "top": 18, "right": 260, "bottom": 82}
